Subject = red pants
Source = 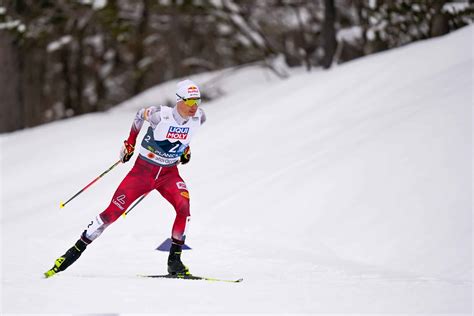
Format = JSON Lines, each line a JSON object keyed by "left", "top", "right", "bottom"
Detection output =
{"left": 98, "top": 157, "right": 191, "bottom": 244}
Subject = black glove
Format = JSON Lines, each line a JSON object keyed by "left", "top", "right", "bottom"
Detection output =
{"left": 120, "top": 140, "right": 134, "bottom": 163}
{"left": 180, "top": 146, "right": 191, "bottom": 165}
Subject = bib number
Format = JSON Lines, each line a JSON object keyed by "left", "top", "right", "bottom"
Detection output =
{"left": 169, "top": 143, "right": 180, "bottom": 153}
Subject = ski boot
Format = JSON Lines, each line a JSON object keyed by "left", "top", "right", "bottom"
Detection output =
{"left": 167, "top": 243, "right": 190, "bottom": 276}
{"left": 44, "top": 237, "right": 88, "bottom": 278}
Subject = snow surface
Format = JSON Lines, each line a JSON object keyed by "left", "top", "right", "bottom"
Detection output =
{"left": 1, "top": 25, "right": 472, "bottom": 315}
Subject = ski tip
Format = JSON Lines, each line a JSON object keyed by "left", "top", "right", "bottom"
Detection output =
{"left": 59, "top": 202, "right": 65, "bottom": 209}
{"left": 43, "top": 270, "right": 56, "bottom": 278}
{"left": 207, "top": 277, "right": 243, "bottom": 283}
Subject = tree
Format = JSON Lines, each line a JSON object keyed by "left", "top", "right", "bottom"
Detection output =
{"left": 321, "top": 0, "right": 337, "bottom": 69}
{"left": 0, "top": 30, "right": 23, "bottom": 132}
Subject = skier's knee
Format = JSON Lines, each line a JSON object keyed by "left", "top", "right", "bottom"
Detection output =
{"left": 175, "top": 194, "right": 190, "bottom": 217}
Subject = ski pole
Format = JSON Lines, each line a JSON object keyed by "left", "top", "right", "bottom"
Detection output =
{"left": 122, "top": 191, "right": 151, "bottom": 218}
{"left": 60, "top": 160, "right": 122, "bottom": 209}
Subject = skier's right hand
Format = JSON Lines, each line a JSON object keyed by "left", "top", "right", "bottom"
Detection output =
{"left": 120, "top": 140, "right": 134, "bottom": 163}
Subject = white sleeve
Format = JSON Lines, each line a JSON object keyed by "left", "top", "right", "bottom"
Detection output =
{"left": 133, "top": 105, "right": 162, "bottom": 130}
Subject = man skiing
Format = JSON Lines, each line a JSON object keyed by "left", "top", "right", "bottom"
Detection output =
{"left": 45, "top": 79, "right": 206, "bottom": 278}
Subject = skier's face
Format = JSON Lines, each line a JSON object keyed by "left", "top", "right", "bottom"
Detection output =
{"left": 177, "top": 100, "right": 199, "bottom": 118}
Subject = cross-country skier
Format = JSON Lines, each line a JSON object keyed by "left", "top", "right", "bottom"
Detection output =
{"left": 44, "top": 79, "right": 205, "bottom": 278}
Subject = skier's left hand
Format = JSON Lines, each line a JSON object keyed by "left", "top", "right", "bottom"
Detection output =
{"left": 180, "top": 147, "right": 191, "bottom": 165}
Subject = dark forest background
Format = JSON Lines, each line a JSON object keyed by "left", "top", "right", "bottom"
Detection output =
{"left": 0, "top": 0, "right": 472, "bottom": 133}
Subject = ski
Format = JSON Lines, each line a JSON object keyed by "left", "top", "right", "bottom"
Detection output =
{"left": 138, "top": 273, "right": 243, "bottom": 283}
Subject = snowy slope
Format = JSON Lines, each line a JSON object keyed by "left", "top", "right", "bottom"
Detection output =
{"left": 1, "top": 25, "right": 472, "bottom": 315}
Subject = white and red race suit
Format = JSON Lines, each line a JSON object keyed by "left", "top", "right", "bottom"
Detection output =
{"left": 81, "top": 105, "right": 206, "bottom": 245}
